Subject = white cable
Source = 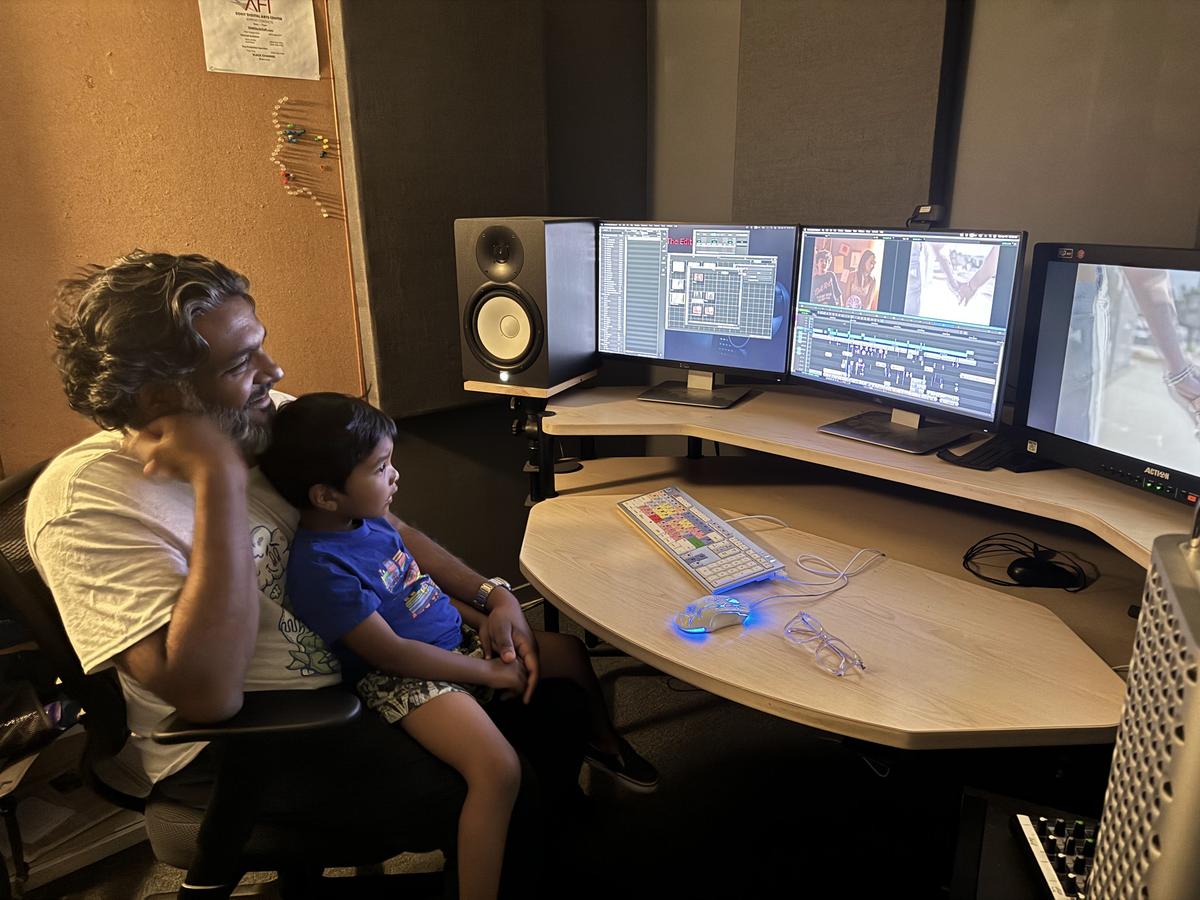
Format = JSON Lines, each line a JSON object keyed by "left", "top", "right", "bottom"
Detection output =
{"left": 750, "top": 548, "right": 886, "bottom": 606}
{"left": 724, "top": 514, "right": 789, "bottom": 528}
{"left": 792, "top": 548, "right": 887, "bottom": 583}
{"left": 724, "top": 511, "right": 885, "bottom": 593}
{"left": 701, "top": 508, "right": 886, "bottom": 672}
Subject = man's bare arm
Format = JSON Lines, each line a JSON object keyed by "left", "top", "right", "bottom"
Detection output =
{"left": 116, "top": 416, "right": 259, "bottom": 722}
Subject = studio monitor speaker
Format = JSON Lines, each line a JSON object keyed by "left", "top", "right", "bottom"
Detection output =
{"left": 455, "top": 217, "right": 597, "bottom": 397}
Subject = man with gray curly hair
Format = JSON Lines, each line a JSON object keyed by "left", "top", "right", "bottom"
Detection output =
{"left": 24, "top": 250, "right": 586, "bottom": 897}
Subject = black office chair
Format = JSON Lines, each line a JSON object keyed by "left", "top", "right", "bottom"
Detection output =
{"left": 0, "top": 462, "right": 444, "bottom": 898}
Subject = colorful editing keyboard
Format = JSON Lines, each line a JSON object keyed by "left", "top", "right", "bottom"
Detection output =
{"left": 618, "top": 486, "right": 786, "bottom": 593}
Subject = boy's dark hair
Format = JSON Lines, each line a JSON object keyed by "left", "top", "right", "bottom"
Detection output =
{"left": 259, "top": 392, "right": 397, "bottom": 509}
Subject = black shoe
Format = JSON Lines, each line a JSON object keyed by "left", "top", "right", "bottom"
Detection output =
{"left": 584, "top": 737, "right": 658, "bottom": 792}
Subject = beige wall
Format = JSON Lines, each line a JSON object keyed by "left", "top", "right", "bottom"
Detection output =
{"left": 951, "top": 0, "right": 1200, "bottom": 248}
{"left": 0, "top": 0, "right": 362, "bottom": 475}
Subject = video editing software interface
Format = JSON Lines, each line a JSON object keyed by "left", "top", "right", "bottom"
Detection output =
{"left": 598, "top": 222, "right": 798, "bottom": 373}
{"left": 790, "top": 227, "right": 1023, "bottom": 422}
{"left": 1026, "top": 252, "right": 1200, "bottom": 484}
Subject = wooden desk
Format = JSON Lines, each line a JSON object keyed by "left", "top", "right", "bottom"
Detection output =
{"left": 516, "top": 386, "right": 1180, "bottom": 750}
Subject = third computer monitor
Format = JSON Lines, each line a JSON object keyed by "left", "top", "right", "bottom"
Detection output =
{"left": 789, "top": 226, "right": 1025, "bottom": 446}
{"left": 1017, "top": 241, "right": 1200, "bottom": 504}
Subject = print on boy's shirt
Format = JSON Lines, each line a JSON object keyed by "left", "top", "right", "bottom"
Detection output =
{"left": 405, "top": 579, "right": 437, "bottom": 618}
{"left": 378, "top": 556, "right": 403, "bottom": 593}
{"left": 402, "top": 551, "right": 422, "bottom": 589}
{"left": 376, "top": 544, "right": 438, "bottom": 618}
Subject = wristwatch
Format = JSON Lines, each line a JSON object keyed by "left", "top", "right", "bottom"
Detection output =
{"left": 473, "top": 576, "right": 511, "bottom": 611}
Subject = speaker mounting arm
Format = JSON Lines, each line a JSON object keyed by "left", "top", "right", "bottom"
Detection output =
{"left": 510, "top": 399, "right": 582, "bottom": 508}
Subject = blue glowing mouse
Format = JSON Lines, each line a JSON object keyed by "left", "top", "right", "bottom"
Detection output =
{"left": 675, "top": 595, "right": 750, "bottom": 633}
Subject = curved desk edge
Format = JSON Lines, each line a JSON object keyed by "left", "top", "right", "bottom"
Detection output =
{"left": 519, "top": 567, "right": 1118, "bottom": 752}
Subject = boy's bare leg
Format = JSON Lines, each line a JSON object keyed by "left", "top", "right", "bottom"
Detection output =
{"left": 536, "top": 631, "right": 621, "bottom": 753}
{"left": 402, "top": 692, "right": 522, "bottom": 900}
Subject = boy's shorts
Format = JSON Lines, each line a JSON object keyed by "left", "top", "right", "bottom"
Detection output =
{"left": 355, "top": 626, "right": 494, "bottom": 724}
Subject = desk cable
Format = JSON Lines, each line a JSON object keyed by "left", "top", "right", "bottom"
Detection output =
{"left": 724, "top": 515, "right": 886, "bottom": 670}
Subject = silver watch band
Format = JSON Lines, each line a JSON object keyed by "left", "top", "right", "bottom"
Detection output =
{"left": 473, "top": 577, "right": 511, "bottom": 610}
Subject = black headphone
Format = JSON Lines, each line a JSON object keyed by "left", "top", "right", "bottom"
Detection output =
{"left": 962, "top": 533, "right": 1096, "bottom": 592}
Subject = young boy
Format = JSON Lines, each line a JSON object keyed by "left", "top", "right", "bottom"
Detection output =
{"left": 259, "top": 393, "right": 655, "bottom": 900}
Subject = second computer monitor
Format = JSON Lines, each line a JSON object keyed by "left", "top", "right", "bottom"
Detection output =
{"left": 789, "top": 226, "right": 1025, "bottom": 452}
{"left": 599, "top": 222, "right": 798, "bottom": 407}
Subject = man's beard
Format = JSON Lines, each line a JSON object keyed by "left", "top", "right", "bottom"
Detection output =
{"left": 177, "top": 382, "right": 274, "bottom": 457}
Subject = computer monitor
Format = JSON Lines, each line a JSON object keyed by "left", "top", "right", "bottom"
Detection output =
{"left": 1017, "top": 242, "right": 1200, "bottom": 506}
{"left": 598, "top": 222, "right": 799, "bottom": 408}
{"left": 788, "top": 226, "right": 1026, "bottom": 453}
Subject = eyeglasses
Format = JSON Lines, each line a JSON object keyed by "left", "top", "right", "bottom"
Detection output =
{"left": 784, "top": 612, "right": 866, "bottom": 677}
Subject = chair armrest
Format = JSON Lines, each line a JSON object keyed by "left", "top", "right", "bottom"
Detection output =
{"left": 150, "top": 689, "right": 360, "bottom": 745}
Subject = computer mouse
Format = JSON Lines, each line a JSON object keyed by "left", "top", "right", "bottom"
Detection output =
{"left": 675, "top": 595, "right": 750, "bottom": 633}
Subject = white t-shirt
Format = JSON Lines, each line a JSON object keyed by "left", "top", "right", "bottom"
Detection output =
{"left": 25, "top": 428, "right": 342, "bottom": 784}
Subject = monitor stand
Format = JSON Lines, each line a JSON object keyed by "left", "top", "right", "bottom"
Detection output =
{"left": 637, "top": 370, "right": 750, "bottom": 409}
{"left": 818, "top": 407, "right": 978, "bottom": 455}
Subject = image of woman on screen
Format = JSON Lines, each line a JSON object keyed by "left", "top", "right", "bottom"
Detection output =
{"left": 842, "top": 249, "right": 878, "bottom": 310}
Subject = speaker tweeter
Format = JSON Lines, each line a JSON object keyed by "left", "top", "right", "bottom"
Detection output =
{"left": 475, "top": 225, "right": 524, "bottom": 283}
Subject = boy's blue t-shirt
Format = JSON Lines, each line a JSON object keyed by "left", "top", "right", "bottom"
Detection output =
{"left": 286, "top": 517, "right": 463, "bottom": 678}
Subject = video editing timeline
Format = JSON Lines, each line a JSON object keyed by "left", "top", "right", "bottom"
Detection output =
{"left": 790, "top": 227, "right": 1023, "bottom": 421}
{"left": 598, "top": 222, "right": 794, "bottom": 370}
{"left": 791, "top": 308, "right": 1006, "bottom": 419}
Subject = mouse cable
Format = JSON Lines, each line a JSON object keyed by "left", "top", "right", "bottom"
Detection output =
{"left": 751, "top": 546, "right": 886, "bottom": 603}
{"left": 723, "top": 514, "right": 887, "bottom": 599}
{"left": 722, "top": 514, "right": 887, "bottom": 647}
{"left": 744, "top": 547, "right": 888, "bottom": 609}
{"left": 724, "top": 514, "right": 788, "bottom": 528}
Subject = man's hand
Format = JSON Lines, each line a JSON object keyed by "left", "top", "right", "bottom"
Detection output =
{"left": 125, "top": 414, "right": 243, "bottom": 484}
{"left": 483, "top": 589, "right": 539, "bottom": 703}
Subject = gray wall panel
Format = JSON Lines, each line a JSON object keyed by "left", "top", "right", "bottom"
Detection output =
{"left": 545, "top": 0, "right": 648, "bottom": 219}
{"left": 340, "top": 0, "right": 550, "bottom": 420}
{"left": 732, "top": 0, "right": 947, "bottom": 225}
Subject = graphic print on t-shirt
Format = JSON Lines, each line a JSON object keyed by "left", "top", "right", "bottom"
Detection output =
{"left": 387, "top": 547, "right": 436, "bottom": 619}
{"left": 378, "top": 556, "right": 403, "bottom": 593}
{"left": 402, "top": 551, "right": 421, "bottom": 588}
{"left": 405, "top": 579, "right": 436, "bottom": 618}
{"left": 252, "top": 524, "right": 339, "bottom": 677}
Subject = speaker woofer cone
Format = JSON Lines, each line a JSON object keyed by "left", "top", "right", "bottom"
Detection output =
{"left": 464, "top": 285, "right": 543, "bottom": 372}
